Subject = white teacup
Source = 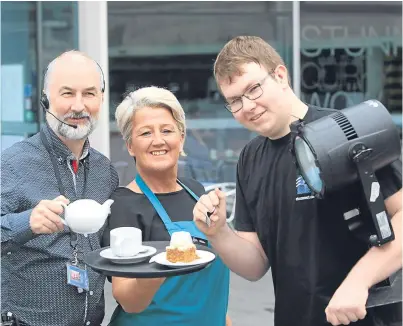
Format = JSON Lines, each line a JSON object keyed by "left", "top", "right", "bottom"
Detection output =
{"left": 110, "top": 227, "right": 142, "bottom": 257}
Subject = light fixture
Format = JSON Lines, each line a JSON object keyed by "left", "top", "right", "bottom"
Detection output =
{"left": 290, "top": 100, "right": 401, "bottom": 248}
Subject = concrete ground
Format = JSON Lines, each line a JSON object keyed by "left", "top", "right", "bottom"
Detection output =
{"left": 102, "top": 271, "right": 275, "bottom": 326}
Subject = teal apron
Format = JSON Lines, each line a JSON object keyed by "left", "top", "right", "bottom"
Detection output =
{"left": 109, "top": 175, "right": 230, "bottom": 326}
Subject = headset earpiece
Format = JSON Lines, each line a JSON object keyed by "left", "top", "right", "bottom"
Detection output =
{"left": 40, "top": 94, "right": 49, "bottom": 110}
{"left": 95, "top": 61, "right": 106, "bottom": 93}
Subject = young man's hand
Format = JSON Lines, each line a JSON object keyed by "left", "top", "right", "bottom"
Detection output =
{"left": 193, "top": 188, "right": 227, "bottom": 237}
{"left": 325, "top": 278, "right": 368, "bottom": 325}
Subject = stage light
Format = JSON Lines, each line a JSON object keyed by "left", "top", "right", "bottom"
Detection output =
{"left": 291, "top": 100, "right": 401, "bottom": 247}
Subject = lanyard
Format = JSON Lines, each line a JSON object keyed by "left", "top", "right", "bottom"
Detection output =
{"left": 135, "top": 174, "right": 199, "bottom": 231}
{"left": 40, "top": 130, "right": 88, "bottom": 250}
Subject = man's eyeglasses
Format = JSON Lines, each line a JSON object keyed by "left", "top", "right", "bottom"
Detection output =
{"left": 224, "top": 74, "right": 272, "bottom": 113}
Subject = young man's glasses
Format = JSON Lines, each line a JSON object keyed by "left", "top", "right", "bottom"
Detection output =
{"left": 224, "top": 74, "right": 272, "bottom": 113}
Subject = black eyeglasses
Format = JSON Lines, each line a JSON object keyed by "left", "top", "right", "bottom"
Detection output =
{"left": 224, "top": 74, "right": 272, "bottom": 113}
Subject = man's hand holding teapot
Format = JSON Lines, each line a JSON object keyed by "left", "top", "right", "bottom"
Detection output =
{"left": 30, "top": 195, "right": 70, "bottom": 234}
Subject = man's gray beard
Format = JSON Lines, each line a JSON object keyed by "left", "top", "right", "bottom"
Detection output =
{"left": 47, "top": 113, "right": 98, "bottom": 140}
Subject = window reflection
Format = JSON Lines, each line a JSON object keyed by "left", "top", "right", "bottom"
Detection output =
{"left": 41, "top": 2, "right": 78, "bottom": 72}
{"left": 300, "top": 2, "right": 402, "bottom": 113}
{"left": 108, "top": 1, "right": 293, "bottom": 185}
{"left": 1, "top": 1, "right": 78, "bottom": 151}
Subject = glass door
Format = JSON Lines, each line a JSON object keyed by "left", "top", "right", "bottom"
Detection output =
{"left": 1, "top": 1, "right": 39, "bottom": 151}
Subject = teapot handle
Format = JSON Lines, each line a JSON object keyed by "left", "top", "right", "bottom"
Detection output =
{"left": 59, "top": 203, "right": 68, "bottom": 226}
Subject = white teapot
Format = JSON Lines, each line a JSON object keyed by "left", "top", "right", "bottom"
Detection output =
{"left": 60, "top": 199, "right": 114, "bottom": 235}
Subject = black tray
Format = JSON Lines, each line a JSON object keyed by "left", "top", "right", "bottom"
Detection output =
{"left": 84, "top": 241, "right": 216, "bottom": 278}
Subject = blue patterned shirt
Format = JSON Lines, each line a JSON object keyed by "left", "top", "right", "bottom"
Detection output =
{"left": 1, "top": 124, "right": 119, "bottom": 326}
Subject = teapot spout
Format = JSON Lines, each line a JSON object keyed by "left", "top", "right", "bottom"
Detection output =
{"left": 102, "top": 199, "right": 114, "bottom": 214}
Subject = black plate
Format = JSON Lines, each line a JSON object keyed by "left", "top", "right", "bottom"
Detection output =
{"left": 84, "top": 241, "right": 216, "bottom": 278}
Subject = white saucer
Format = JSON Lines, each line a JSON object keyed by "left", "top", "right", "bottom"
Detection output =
{"left": 149, "top": 250, "right": 215, "bottom": 269}
{"left": 100, "top": 246, "right": 157, "bottom": 265}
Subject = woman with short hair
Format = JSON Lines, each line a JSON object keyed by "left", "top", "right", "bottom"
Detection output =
{"left": 103, "top": 86, "right": 231, "bottom": 326}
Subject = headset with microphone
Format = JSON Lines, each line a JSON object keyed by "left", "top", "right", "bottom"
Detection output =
{"left": 40, "top": 60, "right": 106, "bottom": 130}
{"left": 40, "top": 94, "right": 78, "bottom": 129}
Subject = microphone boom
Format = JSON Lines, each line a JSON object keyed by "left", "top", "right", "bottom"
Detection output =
{"left": 40, "top": 101, "right": 78, "bottom": 129}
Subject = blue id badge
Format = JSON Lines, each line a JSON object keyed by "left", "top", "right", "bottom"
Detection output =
{"left": 67, "top": 263, "right": 89, "bottom": 292}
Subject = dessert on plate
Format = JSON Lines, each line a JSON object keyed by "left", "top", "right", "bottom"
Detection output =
{"left": 166, "top": 231, "right": 199, "bottom": 263}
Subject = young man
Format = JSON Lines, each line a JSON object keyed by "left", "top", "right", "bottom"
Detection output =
{"left": 193, "top": 36, "right": 402, "bottom": 326}
{"left": 1, "top": 51, "right": 119, "bottom": 326}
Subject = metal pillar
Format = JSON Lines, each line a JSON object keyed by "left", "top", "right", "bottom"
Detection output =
{"left": 292, "top": 1, "right": 301, "bottom": 97}
{"left": 78, "top": 1, "right": 110, "bottom": 158}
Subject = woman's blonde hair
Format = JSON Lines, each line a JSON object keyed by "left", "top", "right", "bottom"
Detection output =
{"left": 115, "top": 86, "right": 186, "bottom": 146}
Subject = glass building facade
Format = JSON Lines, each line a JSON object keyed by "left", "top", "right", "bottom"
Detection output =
{"left": 1, "top": 1, "right": 78, "bottom": 149}
{"left": 300, "top": 1, "right": 402, "bottom": 113}
{"left": 1, "top": 1, "right": 402, "bottom": 185}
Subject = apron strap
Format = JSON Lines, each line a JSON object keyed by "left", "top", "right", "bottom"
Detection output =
{"left": 135, "top": 174, "right": 181, "bottom": 233}
{"left": 136, "top": 174, "right": 209, "bottom": 243}
{"left": 135, "top": 175, "right": 201, "bottom": 235}
{"left": 176, "top": 179, "right": 200, "bottom": 202}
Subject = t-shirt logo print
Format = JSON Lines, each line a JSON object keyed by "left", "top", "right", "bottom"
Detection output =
{"left": 296, "top": 175, "right": 315, "bottom": 201}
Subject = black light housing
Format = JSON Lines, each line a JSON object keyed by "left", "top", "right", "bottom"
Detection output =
{"left": 290, "top": 100, "right": 401, "bottom": 247}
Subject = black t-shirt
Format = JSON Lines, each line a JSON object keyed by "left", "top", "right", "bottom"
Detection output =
{"left": 235, "top": 106, "right": 402, "bottom": 326}
{"left": 102, "top": 178, "right": 205, "bottom": 247}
